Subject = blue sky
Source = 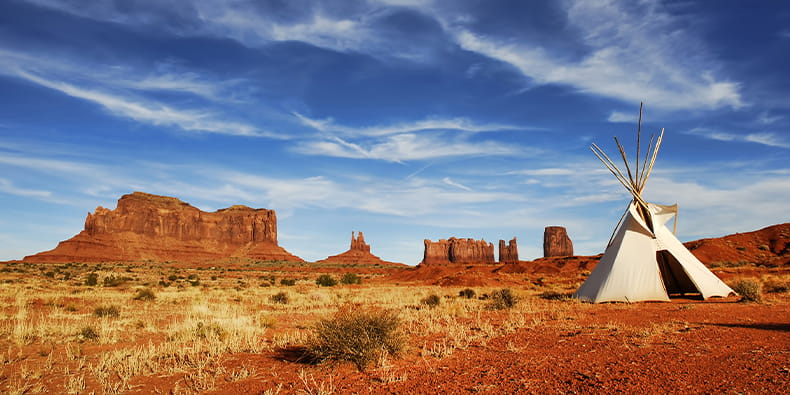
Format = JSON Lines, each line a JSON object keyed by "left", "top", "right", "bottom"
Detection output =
{"left": 1, "top": 0, "right": 789, "bottom": 264}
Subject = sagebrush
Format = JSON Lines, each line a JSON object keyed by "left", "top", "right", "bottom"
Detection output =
{"left": 304, "top": 307, "right": 406, "bottom": 371}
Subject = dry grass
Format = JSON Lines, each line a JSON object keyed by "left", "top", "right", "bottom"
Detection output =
{"left": 0, "top": 262, "right": 776, "bottom": 393}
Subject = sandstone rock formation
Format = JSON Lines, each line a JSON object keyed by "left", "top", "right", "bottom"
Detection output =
{"left": 317, "top": 231, "right": 400, "bottom": 265}
{"left": 499, "top": 237, "right": 519, "bottom": 263}
{"left": 24, "top": 192, "right": 302, "bottom": 263}
{"left": 543, "top": 226, "right": 573, "bottom": 257}
{"left": 350, "top": 231, "right": 371, "bottom": 253}
{"left": 423, "top": 237, "right": 495, "bottom": 265}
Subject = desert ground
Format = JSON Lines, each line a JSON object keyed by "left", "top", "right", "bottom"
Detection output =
{"left": 0, "top": 259, "right": 787, "bottom": 394}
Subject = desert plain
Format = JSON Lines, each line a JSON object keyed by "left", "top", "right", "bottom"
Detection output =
{"left": 1, "top": 248, "right": 788, "bottom": 394}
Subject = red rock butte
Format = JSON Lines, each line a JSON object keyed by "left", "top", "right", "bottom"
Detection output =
{"left": 422, "top": 237, "right": 495, "bottom": 265}
{"left": 316, "top": 231, "right": 400, "bottom": 265}
{"left": 499, "top": 237, "right": 519, "bottom": 263}
{"left": 543, "top": 226, "right": 573, "bottom": 257}
{"left": 24, "top": 192, "right": 302, "bottom": 263}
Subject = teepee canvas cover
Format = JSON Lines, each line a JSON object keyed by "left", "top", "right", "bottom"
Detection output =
{"left": 574, "top": 104, "right": 734, "bottom": 303}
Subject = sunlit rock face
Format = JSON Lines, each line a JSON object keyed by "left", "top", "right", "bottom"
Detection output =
{"left": 24, "top": 192, "right": 302, "bottom": 263}
{"left": 423, "top": 237, "right": 495, "bottom": 265}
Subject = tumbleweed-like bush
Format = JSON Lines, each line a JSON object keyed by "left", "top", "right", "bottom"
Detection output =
{"left": 304, "top": 307, "right": 406, "bottom": 371}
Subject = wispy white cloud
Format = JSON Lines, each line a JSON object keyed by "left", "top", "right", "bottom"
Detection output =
{"left": 607, "top": 111, "right": 638, "bottom": 123}
{"left": 757, "top": 111, "right": 782, "bottom": 125}
{"left": 294, "top": 113, "right": 529, "bottom": 136}
{"left": 686, "top": 127, "right": 790, "bottom": 148}
{"left": 0, "top": 178, "right": 52, "bottom": 198}
{"left": 295, "top": 133, "right": 518, "bottom": 162}
{"left": 442, "top": 177, "right": 471, "bottom": 191}
{"left": 11, "top": 69, "right": 280, "bottom": 138}
{"left": 442, "top": 2, "right": 743, "bottom": 111}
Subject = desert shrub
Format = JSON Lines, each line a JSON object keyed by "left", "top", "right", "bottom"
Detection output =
{"left": 280, "top": 278, "right": 296, "bottom": 286}
{"left": 133, "top": 288, "right": 156, "bottom": 301}
{"left": 488, "top": 288, "right": 519, "bottom": 310}
{"left": 93, "top": 305, "right": 120, "bottom": 318}
{"left": 78, "top": 326, "right": 99, "bottom": 342}
{"left": 270, "top": 291, "right": 289, "bottom": 304}
{"left": 458, "top": 288, "right": 476, "bottom": 299}
{"left": 188, "top": 274, "right": 199, "bottom": 280}
{"left": 103, "top": 275, "right": 131, "bottom": 287}
{"left": 193, "top": 322, "right": 226, "bottom": 340}
{"left": 763, "top": 280, "right": 790, "bottom": 294}
{"left": 304, "top": 307, "right": 405, "bottom": 371}
{"left": 315, "top": 274, "right": 337, "bottom": 287}
{"left": 538, "top": 290, "right": 573, "bottom": 301}
{"left": 159, "top": 280, "right": 170, "bottom": 287}
{"left": 189, "top": 279, "right": 200, "bottom": 287}
{"left": 44, "top": 271, "right": 55, "bottom": 278}
{"left": 732, "top": 279, "right": 762, "bottom": 303}
{"left": 340, "top": 273, "right": 362, "bottom": 285}
{"left": 85, "top": 272, "right": 99, "bottom": 286}
{"left": 167, "top": 274, "right": 178, "bottom": 281}
{"left": 757, "top": 244, "right": 770, "bottom": 251}
{"left": 420, "top": 294, "right": 441, "bottom": 308}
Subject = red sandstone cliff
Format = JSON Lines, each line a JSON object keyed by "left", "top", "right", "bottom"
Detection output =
{"left": 543, "top": 226, "right": 573, "bottom": 257}
{"left": 316, "top": 231, "right": 401, "bottom": 265}
{"left": 422, "top": 237, "right": 495, "bottom": 265}
{"left": 499, "top": 237, "right": 519, "bottom": 263}
{"left": 24, "top": 192, "right": 302, "bottom": 263}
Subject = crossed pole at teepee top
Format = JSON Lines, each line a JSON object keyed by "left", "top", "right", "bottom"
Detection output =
{"left": 590, "top": 102, "right": 665, "bottom": 232}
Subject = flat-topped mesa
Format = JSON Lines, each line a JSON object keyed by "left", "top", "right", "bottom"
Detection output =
{"left": 25, "top": 191, "right": 302, "bottom": 263}
{"left": 499, "top": 237, "right": 519, "bottom": 263}
{"left": 423, "top": 237, "right": 495, "bottom": 265}
{"left": 350, "top": 231, "right": 371, "bottom": 253}
{"left": 543, "top": 226, "right": 573, "bottom": 257}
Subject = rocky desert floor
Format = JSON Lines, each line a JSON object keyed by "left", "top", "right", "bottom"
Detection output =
{"left": 0, "top": 260, "right": 788, "bottom": 394}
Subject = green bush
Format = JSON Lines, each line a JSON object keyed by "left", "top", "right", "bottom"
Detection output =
{"left": 420, "top": 294, "right": 441, "bottom": 308}
{"left": 458, "top": 288, "right": 476, "bottom": 299}
{"left": 304, "top": 307, "right": 405, "bottom": 371}
{"left": 487, "top": 288, "right": 519, "bottom": 310}
{"left": 315, "top": 274, "right": 337, "bottom": 287}
{"left": 340, "top": 273, "right": 362, "bottom": 285}
{"left": 93, "top": 305, "right": 120, "bottom": 318}
{"left": 133, "top": 288, "right": 156, "bottom": 301}
{"left": 280, "top": 278, "right": 296, "bottom": 286}
{"left": 270, "top": 292, "right": 289, "bottom": 304}
{"left": 732, "top": 279, "right": 762, "bottom": 303}
{"left": 85, "top": 273, "right": 99, "bottom": 286}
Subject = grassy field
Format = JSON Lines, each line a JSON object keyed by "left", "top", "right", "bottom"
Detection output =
{"left": 0, "top": 261, "right": 787, "bottom": 394}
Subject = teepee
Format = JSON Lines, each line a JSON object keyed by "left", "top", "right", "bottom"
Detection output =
{"left": 574, "top": 103, "right": 734, "bottom": 303}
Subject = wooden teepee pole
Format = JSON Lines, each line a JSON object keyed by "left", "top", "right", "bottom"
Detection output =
{"left": 635, "top": 102, "right": 643, "bottom": 186}
{"left": 639, "top": 128, "right": 664, "bottom": 192}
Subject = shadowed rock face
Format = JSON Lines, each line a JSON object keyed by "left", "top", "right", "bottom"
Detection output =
{"left": 543, "top": 226, "right": 573, "bottom": 257}
{"left": 24, "top": 192, "right": 302, "bottom": 263}
{"left": 423, "top": 237, "right": 495, "bottom": 264}
{"left": 499, "top": 237, "right": 519, "bottom": 263}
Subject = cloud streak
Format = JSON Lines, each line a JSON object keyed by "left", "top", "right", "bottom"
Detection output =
{"left": 295, "top": 133, "right": 519, "bottom": 162}
{"left": 441, "top": 1, "right": 742, "bottom": 111}
{"left": 686, "top": 128, "right": 790, "bottom": 148}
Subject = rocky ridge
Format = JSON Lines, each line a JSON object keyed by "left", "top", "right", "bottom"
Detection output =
{"left": 24, "top": 192, "right": 302, "bottom": 263}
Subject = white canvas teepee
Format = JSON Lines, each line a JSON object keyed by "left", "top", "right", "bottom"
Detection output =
{"left": 574, "top": 104, "right": 734, "bottom": 303}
